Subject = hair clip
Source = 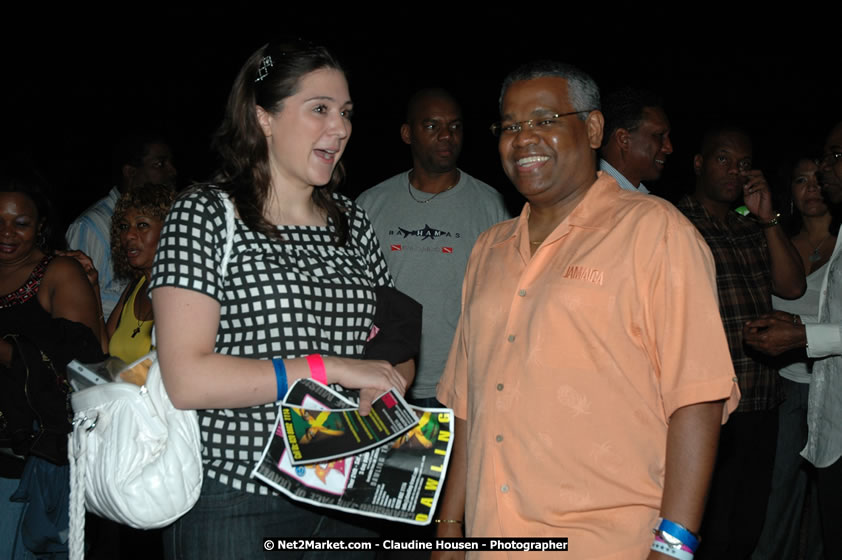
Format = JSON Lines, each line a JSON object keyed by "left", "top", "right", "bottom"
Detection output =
{"left": 255, "top": 55, "right": 273, "bottom": 83}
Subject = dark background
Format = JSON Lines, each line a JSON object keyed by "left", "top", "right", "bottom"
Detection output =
{"left": 3, "top": 16, "right": 839, "bottom": 227}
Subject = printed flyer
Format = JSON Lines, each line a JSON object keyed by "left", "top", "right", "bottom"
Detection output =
{"left": 253, "top": 380, "right": 454, "bottom": 525}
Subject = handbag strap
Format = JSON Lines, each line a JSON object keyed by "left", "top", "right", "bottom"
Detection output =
{"left": 149, "top": 189, "right": 236, "bottom": 349}
{"left": 68, "top": 422, "right": 88, "bottom": 560}
{"left": 218, "top": 190, "right": 236, "bottom": 284}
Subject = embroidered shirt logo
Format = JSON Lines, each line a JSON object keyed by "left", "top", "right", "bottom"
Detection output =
{"left": 562, "top": 265, "right": 604, "bottom": 286}
{"left": 394, "top": 225, "right": 456, "bottom": 240}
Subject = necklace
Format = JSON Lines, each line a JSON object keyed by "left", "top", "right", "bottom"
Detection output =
{"left": 131, "top": 308, "right": 153, "bottom": 338}
{"left": 809, "top": 234, "right": 831, "bottom": 263}
{"left": 407, "top": 171, "right": 459, "bottom": 203}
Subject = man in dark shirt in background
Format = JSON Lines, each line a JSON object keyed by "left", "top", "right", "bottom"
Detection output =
{"left": 677, "top": 125, "right": 805, "bottom": 559}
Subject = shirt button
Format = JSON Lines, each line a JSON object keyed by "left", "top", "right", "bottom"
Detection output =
{"left": 496, "top": 434, "right": 503, "bottom": 442}
{"left": 501, "top": 484, "right": 509, "bottom": 493}
{"left": 518, "top": 289, "right": 527, "bottom": 297}
{"left": 497, "top": 383, "right": 504, "bottom": 391}
{"left": 508, "top": 334, "right": 516, "bottom": 342}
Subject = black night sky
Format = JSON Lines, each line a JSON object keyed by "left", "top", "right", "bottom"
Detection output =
{"left": 3, "top": 16, "right": 840, "bottom": 228}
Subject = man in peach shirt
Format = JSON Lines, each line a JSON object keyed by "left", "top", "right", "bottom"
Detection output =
{"left": 434, "top": 61, "right": 741, "bottom": 559}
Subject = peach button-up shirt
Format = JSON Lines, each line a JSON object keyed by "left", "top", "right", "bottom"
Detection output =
{"left": 438, "top": 173, "right": 740, "bottom": 559}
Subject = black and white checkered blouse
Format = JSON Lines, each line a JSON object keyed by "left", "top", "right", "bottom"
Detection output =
{"left": 149, "top": 187, "right": 392, "bottom": 494}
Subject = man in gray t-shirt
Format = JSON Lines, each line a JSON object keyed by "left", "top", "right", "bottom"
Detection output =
{"left": 357, "top": 89, "right": 509, "bottom": 405}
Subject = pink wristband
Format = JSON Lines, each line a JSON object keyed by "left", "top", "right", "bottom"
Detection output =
{"left": 306, "top": 354, "right": 327, "bottom": 384}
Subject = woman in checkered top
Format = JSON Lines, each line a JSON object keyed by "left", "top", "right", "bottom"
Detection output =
{"left": 149, "top": 40, "right": 412, "bottom": 559}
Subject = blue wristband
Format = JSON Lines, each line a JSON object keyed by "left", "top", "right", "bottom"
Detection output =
{"left": 272, "top": 358, "right": 288, "bottom": 401}
{"left": 657, "top": 518, "right": 700, "bottom": 553}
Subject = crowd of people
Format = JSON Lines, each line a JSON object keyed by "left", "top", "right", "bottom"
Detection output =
{"left": 1, "top": 38, "right": 841, "bottom": 560}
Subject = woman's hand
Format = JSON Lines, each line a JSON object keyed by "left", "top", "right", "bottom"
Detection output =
{"left": 324, "top": 357, "right": 407, "bottom": 415}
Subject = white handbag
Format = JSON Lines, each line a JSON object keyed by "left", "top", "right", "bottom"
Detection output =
{"left": 69, "top": 354, "right": 202, "bottom": 527}
{"left": 67, "top": 189, "right": 236, "bottom": 559}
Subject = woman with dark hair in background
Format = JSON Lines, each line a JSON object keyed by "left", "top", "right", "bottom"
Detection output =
{"left": 149, "top": 40, "right": 411, "bottom": 559}
{"left": 751, "top": 156, "right": 834, "bottom": 560}
{"left": 785, "top": 158, "right": 838, "bottom": 273}
{"left": 0, "top": 162, "right": 105, "bottom": 559}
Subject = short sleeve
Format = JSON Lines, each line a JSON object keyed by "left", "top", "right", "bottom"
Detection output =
{"left": 650, "top": 217, "right": 741, "bottom": 422}
{"left": 149, "top": 188, "right": 229, "bottom": 301}
{"left": 437, "top": 310, "right": 469, "bottom": 419}
{"left": 437, "top": 230, "right": 489, "bottom": 420}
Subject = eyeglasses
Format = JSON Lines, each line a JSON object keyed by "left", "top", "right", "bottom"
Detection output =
{"left": 490, "top": 110, "right": 594, "bottom": 137}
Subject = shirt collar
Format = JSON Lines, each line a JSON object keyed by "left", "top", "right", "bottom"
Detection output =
{"left": 599, "top": 159, "right": 650, "bottom": 194}
{"left": 492, "top": 172, "right": 622, "bottom": 249}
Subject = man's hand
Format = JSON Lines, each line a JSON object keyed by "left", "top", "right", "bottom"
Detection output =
{"left": 744, "top": 311, "right": 807, "bottom": 356}
{"left": 742, "top": 170, "right": 775, "bottom": 222}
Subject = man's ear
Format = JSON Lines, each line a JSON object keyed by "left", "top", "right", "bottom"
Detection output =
{"left": 586, "top": 110, "right": 604, "bottom": 149}
{"left": 693, "top": 154, "right": 703, "bottom": 176}
{"left": 256, "top": 105, "right": 272, "bottom": 137}
{"left": 400, "top": 123, "right": 411, "bottom": 146}
{"left": 616, "top": 128, "right": 630, "bottom": 151}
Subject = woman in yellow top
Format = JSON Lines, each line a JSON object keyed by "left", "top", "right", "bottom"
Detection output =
{"left": 106, "top": 183, "right": 175, "bottom": 364}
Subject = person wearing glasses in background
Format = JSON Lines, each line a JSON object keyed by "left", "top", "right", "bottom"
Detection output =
{"left": 433, "top": 60, "right": 739, "bottom": 560}
{"left": 676, "top": 126, "right": 806, "bottom": 559}
{"left": 744, "top": 121, "right": 842, "bottom": 560}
